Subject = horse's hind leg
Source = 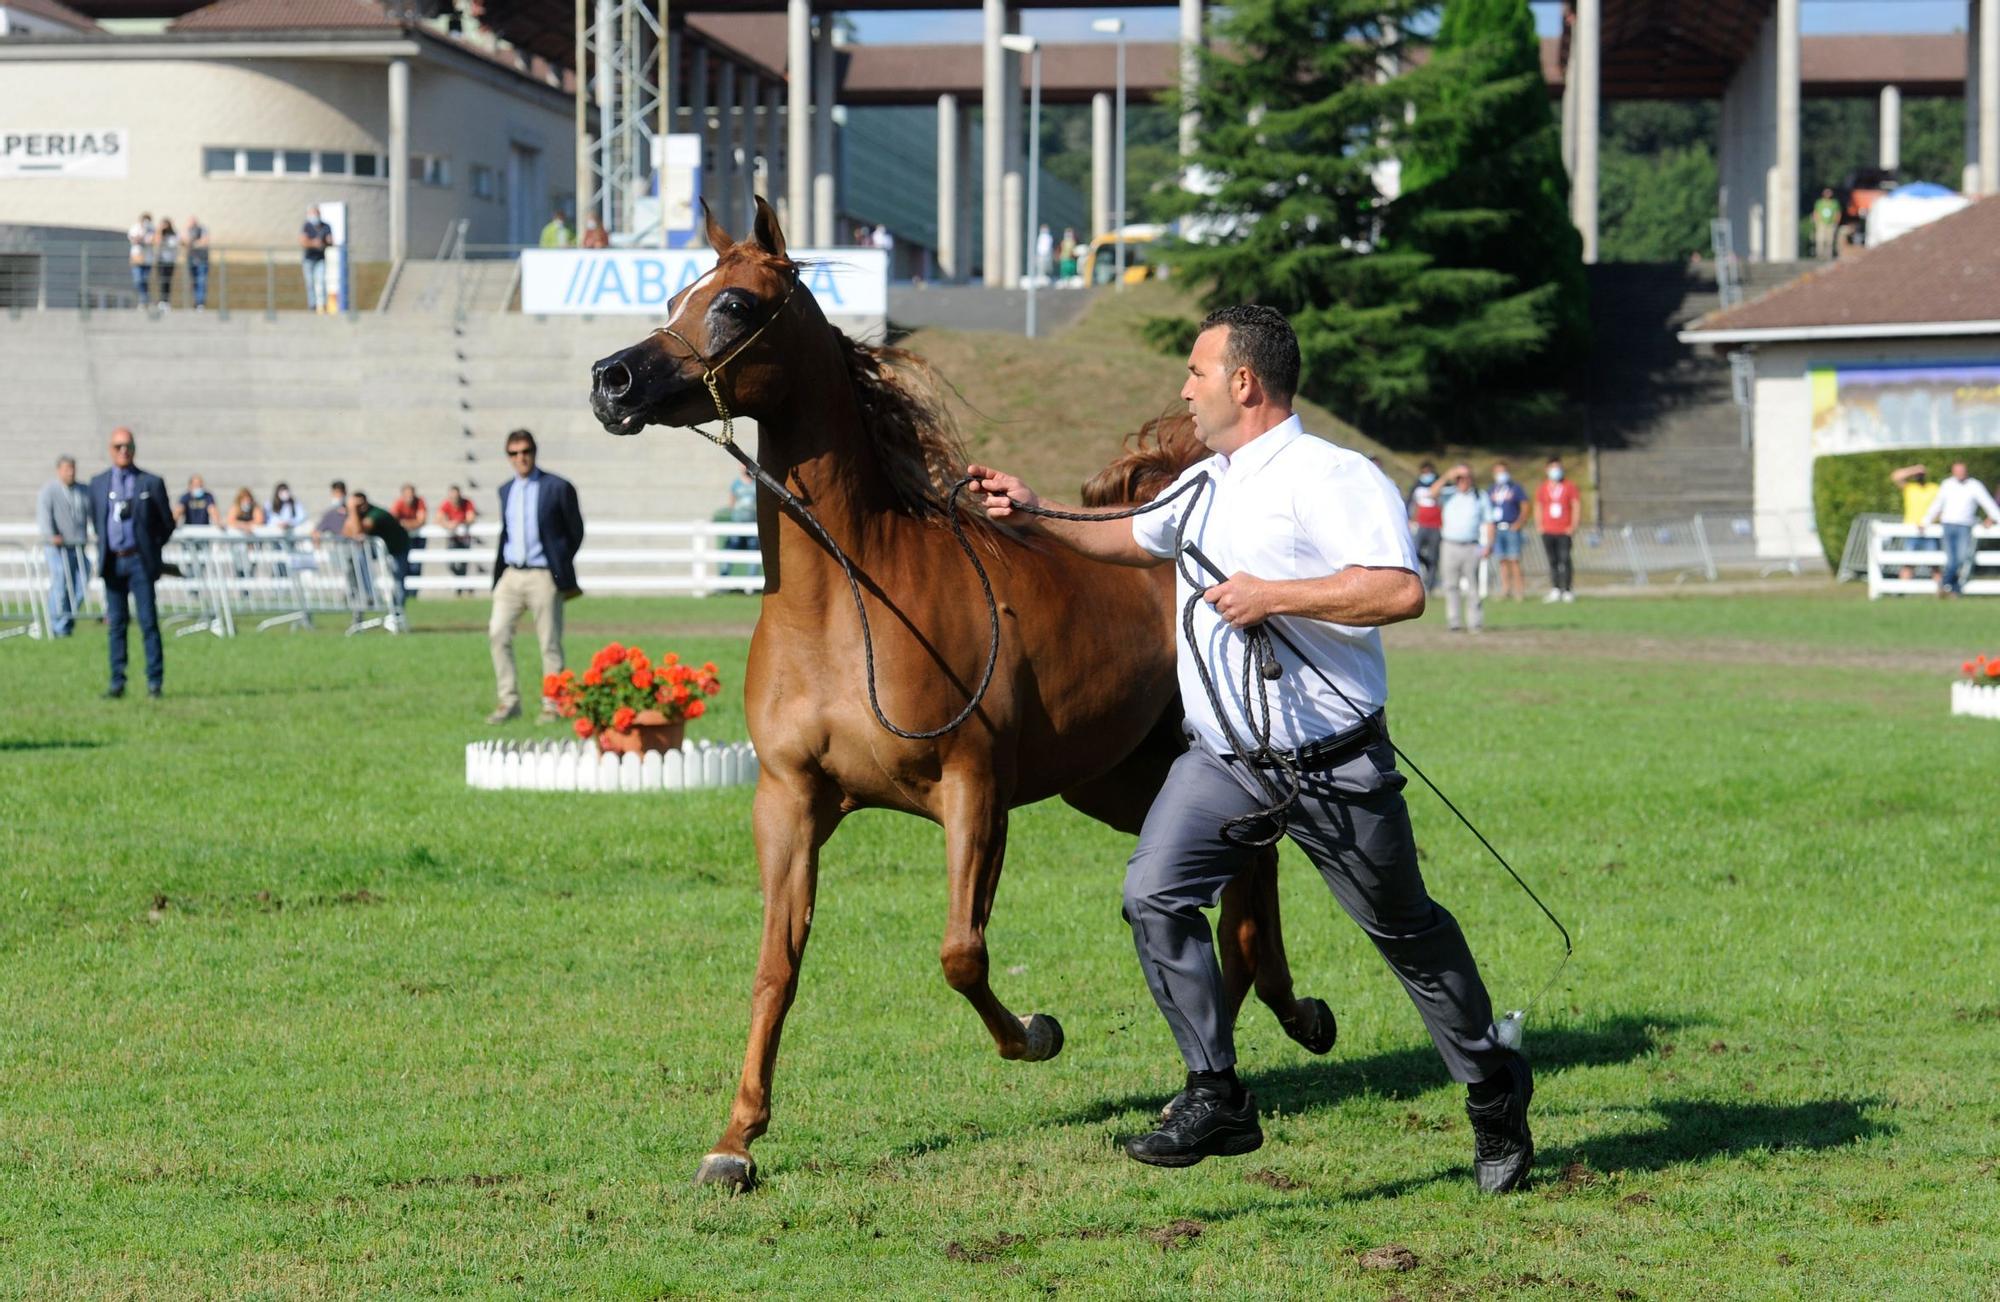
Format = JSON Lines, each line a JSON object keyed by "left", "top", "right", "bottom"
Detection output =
{"left": 696, "top": 773, "right": 844, "bottom": 1192}
{"left": 937, "top": 777, "right": 1062, "bottom": 1062}
{"left": 1062, "top": 738, "right": 1332, "bottom": 1055}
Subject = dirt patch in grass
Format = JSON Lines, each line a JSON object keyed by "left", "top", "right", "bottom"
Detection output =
{"left": 1146, "top": 1219, "right": 1204, "bottom": 1250}
{"left": 1245, "top": 1168, "right": 1302, "bottom": 1190}
{"left": 944, "top": 1231, "right": 1024, "bottom": 1263}
{"left": 1358, "top": 1244, "right": 1419, "bottom": 1272}
{"left": 1549, "top": 1162, "right": 1600, "bottom": 1194}
{"left": 1618, "top": 1192, "right": 1655, "bottom": 1208}
{"left": 385, "top": 1173, "right": 519, "bottom": 1190}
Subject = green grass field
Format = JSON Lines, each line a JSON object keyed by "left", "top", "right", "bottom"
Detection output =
{"left": 3, "top": 586, "right": 1998, "bottom": 1299}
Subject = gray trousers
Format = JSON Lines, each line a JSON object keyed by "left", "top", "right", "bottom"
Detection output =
{"left": 1439, "top": 540, "right": 1484, "bottom": 630}
{"left": 1122, "top": 733, "right": 1507, "bottom": 1084}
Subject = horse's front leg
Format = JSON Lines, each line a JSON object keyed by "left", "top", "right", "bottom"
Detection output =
{"left": 1219, "top": 848, "right": 1337, "bottom": 1056}
{"left": 937, "top": 778, "right": 1064, "bottom": 1062}
{"left": 695, "top": 773, "right": 844, "bottom": 1192}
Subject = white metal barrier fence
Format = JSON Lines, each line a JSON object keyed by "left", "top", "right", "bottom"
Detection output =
{"left": 1492, "top": 510, "right": 1821, "bottom": 588}
{"left": 1864, "top": 521, "right": 2000, "bottom": 598}
{"left": 397, "top": 521, "right": 764, "bottom": 595}
{"left": 0, "top": 542, "right": 51, "bottom": 640}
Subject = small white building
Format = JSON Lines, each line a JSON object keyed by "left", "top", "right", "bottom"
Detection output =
{"left": 0, "top": 0, "right": 578, "bottom": 261}
{"left": 1681, "top": 197, "right": 2000, "bottom": 555}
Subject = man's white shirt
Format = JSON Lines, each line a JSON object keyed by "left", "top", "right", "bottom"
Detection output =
{"left": 1132, "top": 415, "right": 1419, "bottom": 753}
{"left": 1921, "top": 476, "right": 2000, "bottom": 526}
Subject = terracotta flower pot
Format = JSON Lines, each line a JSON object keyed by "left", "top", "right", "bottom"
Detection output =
{"left": 596, "top": 709, "right": 687, "bottom": 755}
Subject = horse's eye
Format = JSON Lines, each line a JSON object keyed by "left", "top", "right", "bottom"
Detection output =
{"left": 719, "top": 297, "right": 752, "bottom": 318}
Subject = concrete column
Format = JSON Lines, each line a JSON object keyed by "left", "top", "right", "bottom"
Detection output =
{"left": 1968, "top": 0, "right": 1980, "bottom": 193}
{"left": 1001, "top": 6, "right": 1023, "bottom": 287}
{"left": 957, "top": 108, "right": 976, "bottom": 278}
{"left": 388, "top": 56, "right": 410, "bottom": 262}
{"left": 1571, "top": 0, "right": 1598, "bottom": 264}
{"left": 1984, "top": 0, "right": 2000, "bottom": 192}
{"left": 689, "top": 40, "right": 710, "bottom": 222}
{"left": 1560, "top": 30, "right": 1577, "bottom": 176}
{"left": 739, "top": 69, "right": 760, "bottom": 222}
{"left": 758, "top": 78, "right": 779, "bottom": 216}
{"left": 812, "top": 13, "right": 835, "bottom": 247}
{"left": 717, "top": 61, "right": 738, "bottom": 233}
{"left": 1091, "top": 91, "right": 1112, "bottom": 239}
{"left": 981, "top": 0, "right": 1005, "bottom": 285}
{"left": 1767, "top": 0, "right": 1799, "bottom": 262}
{"left": 937, "top": 94, "right": 960, "bottom": 280}
{"left": 1879, "top": 83, "right": 1902, "bottom": 171}
{"left": 1179, "top": 0, "right": 1201, "bottom": 160}
{"left": 786, "top": 0, "right": 811, "bottom": 240}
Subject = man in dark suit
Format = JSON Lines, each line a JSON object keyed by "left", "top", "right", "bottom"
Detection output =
{"left": 89, "top": 426, "right": 176, "bottom": 699}
{"left": 488, "top": 428, "right": 584, "bottom": 723}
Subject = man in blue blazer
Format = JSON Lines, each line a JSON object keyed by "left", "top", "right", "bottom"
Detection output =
{"left": 488, "top": 428, "right": 585, "bottom": 723}
{"left": 89, "top": 426, "right": 176, "bottom": 698}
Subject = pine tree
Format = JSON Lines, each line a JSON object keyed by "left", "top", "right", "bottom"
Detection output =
{"left": 1164, "top": 0, "right": 1587, "bottom": 443}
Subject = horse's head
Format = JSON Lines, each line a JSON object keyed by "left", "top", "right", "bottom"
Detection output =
{"left": 590, "top": 196, "right": 807, "bottom": 437}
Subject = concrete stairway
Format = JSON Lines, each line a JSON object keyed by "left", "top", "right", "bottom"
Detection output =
{"left": 381, "top": 259, "right": 520, "bottom": 315}
{"left": 0, "top": 312, "right": 749, "bottom": 529}
{"left": 1586, "top": 261, "right": 1811, "bottom": 523}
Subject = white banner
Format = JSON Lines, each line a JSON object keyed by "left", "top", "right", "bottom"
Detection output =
{"left": 1, "top": 128, "right": 128, "bottom": 179}
{"left": 519, "top": 248, "right": 887, "bottom": 318}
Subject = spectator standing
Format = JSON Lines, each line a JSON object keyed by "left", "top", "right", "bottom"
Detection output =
{"left": 185, "top": 216, "right": 211, "bottom": 310}
{"left": 344, "top": 489, "right": 412, "bottom": 625}
{"left": 1058, "top": 227, "right": 1079, "bottom": 281}
{"left": 437, "top": 485, "right": 478, "bottom": 588}
{"left": 1036, "top": 224, "right": 1055, "bottom": 281}
{"left": 391, "top": 483, "right": 429, "bottom": 599}
{"left": 1486, "top": 460, "right": 1529, "bottom": 601}
{"left": 871, "top": 224, "right": 894, "bottom": 257}
{"left": 1534, "top": 455, "right": 1581, "bottom": 602}
{"left": 539, "top": 209, "right": 572, "bottom": 248}
{"left": 489, "top": 429, "right": 584, "bottom": 724}
{"left": 1437, "top": 465, "right": 1495, "bottom": 633}
{"left": 89, "top": 427, "right": 175, "bottom": 698}
{"left": 1812, "top": 189, "right": 1842, "bottom": 260}
{"left": 224, "top": 487, "right": 265, "bottom": 532}
{"left": 154, "top": 218, "right": 180, "bottom": 309}
{"left": 127, "top": 212, "right": 154, "bottom": 306}
{"left": 1920, "top": 461, "right": 2000, "bottom": 597}
{"left": 300, "top": 206, "right": 334, "bottom": 312}
{"left": 36, "top": 455, "right": 92, "bottom": 638}
{"left": 312, "top": 480, "right": 348, "bottom": 537}
{"left": 176, "top": 475, "right": 218, "bottom": 527}
{"left": 1407, "top": 461, "right": 1443, "bottom": 591}
{"left": 1891, "top": 463, "right": 1941, "bottom": 581}
{"left": 578, "top": 213, "right": 610, "bottom": 248}
{"left": 266, "top": 482, "right": 309, "bottom": 532}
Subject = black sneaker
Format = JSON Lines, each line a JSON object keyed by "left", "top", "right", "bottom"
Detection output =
{"left": 103, "top": 685, "right": 124, "bottom": 700}
{"left": 1466, "top": 1052, "right": 1534, "bottom": 1193}
{"left": 1124, "top": 1090, "right": 1262, "bottom": 1168}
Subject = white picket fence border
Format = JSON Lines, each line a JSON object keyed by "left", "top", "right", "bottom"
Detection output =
{"left": 466, "top": 737, "right": 758, "bottom": 792}
{"left": 1949, "top": 681, "right": 2000, "bottom": 720}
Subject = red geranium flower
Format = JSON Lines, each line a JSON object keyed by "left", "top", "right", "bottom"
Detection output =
{"left": 612, "top": 706, "right": 637, "bottom": 731}
{"left": 582, "top": 667, "right": 603, "bottom": 687}
{"left": 632, "top": 669, "right": 653, "bottom": 690}
{"left": 686, "top": 699, "right": 706, "bottom": 719}
{"left": 1986, "top": 660, "right": 2000, "bottom": 679}
{"left": 542, "top": 674, "right": 562, "bottom": 697}
{"left": 574, "top": 718, "right": 595, "bottom": 738}
{"left": 1966, "top": 661, "right": 1978, "bottom": 676}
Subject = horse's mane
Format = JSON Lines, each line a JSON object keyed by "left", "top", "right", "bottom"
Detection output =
{"left": 1081, "top": 411, "right": 1208, "bottom": 506}
{"left": 833, "top": 330, "right": 977, "bottom": 524}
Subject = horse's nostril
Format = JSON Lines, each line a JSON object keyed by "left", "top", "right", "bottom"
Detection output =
{"left": 596, "top": 361, "right": 634, "bottom": 401}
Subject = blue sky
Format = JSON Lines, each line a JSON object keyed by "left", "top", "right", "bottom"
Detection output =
{"left": 849, "top": 2, "right": 1970, "bottom": 47}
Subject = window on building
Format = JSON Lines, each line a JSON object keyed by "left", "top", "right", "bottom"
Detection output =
{"left": 203, "top": 147, "right": 237, "bottom": 175}
{"left": 353, "top": 152, "right": 380, "bottom": 178}
{"left": 320, "top": 151, "right": 348, "bottom": 176}
{"left": 408, "top": 155, "right": 452, "bottom": 188}
{"left": 243, "top": 149, "right": 276, "bottom": 174}
{"left": 282, "top": 149, "right": 314, "bottom": 175}
{"left": 471, "top": 164, "right": 495, "bottom": 200}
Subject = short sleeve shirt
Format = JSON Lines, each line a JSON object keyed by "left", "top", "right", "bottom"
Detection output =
{"left": 1132, "top": 416, "right": 1418, "bottom": 751}
{"left": 302, "top": 221, "right": 333, "bottom": 262}
{"left": 391, "top": 496, "right": 427, "bottom": 526}
{"left": 361, "top": 505, "right": 410, "bottom": 557}
{"left": 1902, "top": 481, "right": 1941, "bottom": 526}
{"left": 178, "top": 491, "right": 215, "bottom": 525}
{"left": 439, "top": 498, "right": 475, "bottom": 527}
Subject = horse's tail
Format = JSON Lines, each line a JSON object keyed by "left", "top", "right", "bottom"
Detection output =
{"left": 1081, "top": 410, "right": 1207, "bottom": 506}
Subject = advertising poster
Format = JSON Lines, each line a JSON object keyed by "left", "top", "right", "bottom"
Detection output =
{"left": 1810, "top": 361, "right": 2000, "bottom": 454}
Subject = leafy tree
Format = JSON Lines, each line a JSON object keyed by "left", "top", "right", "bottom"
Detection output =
{"left": 1162, "top": 0, "right": 1585, "bottom": 442}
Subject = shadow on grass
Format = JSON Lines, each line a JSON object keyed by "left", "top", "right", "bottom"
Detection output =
{"left": 0, "top": 738, "right": 105, "bottom": 752}
{"left": 1047, "top": 1013, "right": 1683, "bottom": 1130}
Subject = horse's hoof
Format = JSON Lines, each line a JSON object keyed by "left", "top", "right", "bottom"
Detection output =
{"left": 1018, "top": 1012, "right": 1065, "bottom": 1062}
{"left": 1285, "top": 997, "right": 1337, "bottom": 1056}
{"left": 693, "top": 1152, "right": 757, "bottom": 1193}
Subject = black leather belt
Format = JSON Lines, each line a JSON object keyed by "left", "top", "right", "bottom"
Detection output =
{"left": 110, "top": 547, "right": 141, "bottom": 558}
{"left": 1230, "top": 709, "right": 1388, "bottom": 771}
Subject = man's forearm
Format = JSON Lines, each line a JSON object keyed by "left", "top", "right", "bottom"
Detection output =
{"left": 1264, "top": 567, "right": 1425, "bottom": 627}
{"left": 1019, "top": 502, "right": 1157, "bottom": 567}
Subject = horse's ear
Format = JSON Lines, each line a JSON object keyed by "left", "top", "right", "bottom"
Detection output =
{"left": 750, "top": 195, "right": 788, "bottom": 260}
{"left": 701, "top": 198, "right": 733, "bottom": 255}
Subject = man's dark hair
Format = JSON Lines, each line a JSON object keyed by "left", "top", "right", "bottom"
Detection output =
{"left": 1198, "top": 304, "right": 1301, "bottom": 403}
{"left": 331, "top": 479, "right": 345, "bottom": 493}
{"left": 351, "top": 490, "right": 369, "bottom": 506}
{"left": 505, "top": 428, "right": 538, "bottom": 453}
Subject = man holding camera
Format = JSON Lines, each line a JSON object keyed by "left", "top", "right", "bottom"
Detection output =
{"left": 89, "top": 427, "right": 175, "bottom": 698}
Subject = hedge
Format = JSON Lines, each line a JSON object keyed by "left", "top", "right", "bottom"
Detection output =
{"left": 1811, "top": 448, "right": 2000, "bottom": 567}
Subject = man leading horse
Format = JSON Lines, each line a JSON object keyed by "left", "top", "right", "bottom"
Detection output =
{"left": 970, "top": 304, "right": 1534, "bottom": 1192}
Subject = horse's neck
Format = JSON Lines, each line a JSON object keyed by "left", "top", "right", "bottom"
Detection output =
{"left": 752, "top": 382, "right": 903, "bottom": 612}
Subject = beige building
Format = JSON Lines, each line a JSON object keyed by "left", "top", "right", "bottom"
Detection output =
{"left": 0, "top": 2, "right": 576, "bottom": 261}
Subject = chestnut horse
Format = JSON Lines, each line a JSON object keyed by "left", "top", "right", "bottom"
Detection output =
{"left": 589, "top": 199, "right": 1329, "bottom": 1191}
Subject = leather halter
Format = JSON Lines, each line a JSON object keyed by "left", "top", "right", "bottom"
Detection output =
{"left": 651, "top": 265, "right": 801, "bottom": 450}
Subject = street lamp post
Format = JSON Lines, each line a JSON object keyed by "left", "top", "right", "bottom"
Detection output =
{"left": 1001, "top": 33, "right": 1041, "bottom": 338}
{"left": 1091, "top": 17, "right": 1127, "bottom": 290}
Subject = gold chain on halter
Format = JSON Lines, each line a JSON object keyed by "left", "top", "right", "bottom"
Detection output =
{"left": 652, "top": 267, "right": 801, "bottom": 448}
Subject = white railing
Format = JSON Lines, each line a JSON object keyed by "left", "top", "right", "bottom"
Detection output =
{"left": 1497, "top": 510, "right": 1822, "bottom": 586}
{"left": 1865, "top": 521, "right": 2000, "bottom": 598}
{"left": 393, "top": 521, "right": 764, "bottom": 595}
{"left": 0, "top": 542, "right": 51, "bottom": 640}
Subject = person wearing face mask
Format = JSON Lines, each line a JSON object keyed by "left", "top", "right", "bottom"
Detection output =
{"left": 1438, "top": 464, "right": 1495, "bottom": 633}
{"left": 266, "top": 482, "right": 309, "bottom": 533}
{"left": 1486, "top": 461, "right": 1528, "bottom": 601}
{"left": 312, "top": 481, "right": 349, "bottom": 539}
{"left": 1407, "top": 461, "right": 1444, "bottom": 591}
{"left": 1534, "top": 456, "right": 1581, "bottom": 602}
